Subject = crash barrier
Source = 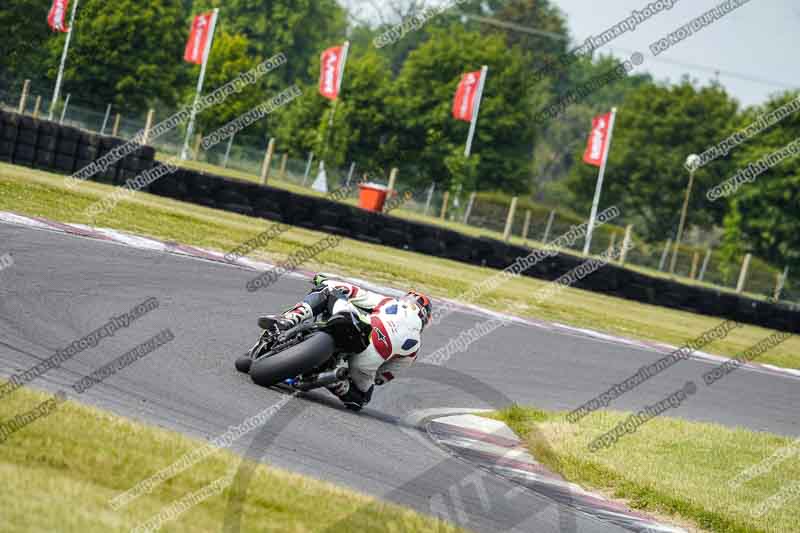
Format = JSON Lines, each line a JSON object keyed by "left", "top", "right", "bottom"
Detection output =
{"left": 2, "top": 109, "right": 797, "bottom": 334}
{"left": 0, "top": 110, "right": 154, "bottom": 183}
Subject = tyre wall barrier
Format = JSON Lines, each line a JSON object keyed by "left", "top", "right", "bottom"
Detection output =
{"left": 1, "top": 109, "right": 797, "bottom": 333}
{"left": 0, "top": 110, "right": 154, "bottom": 181}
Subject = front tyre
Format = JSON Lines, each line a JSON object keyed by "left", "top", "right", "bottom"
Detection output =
{"left": 249, "top": 332, "right": 335, "bottom": 388}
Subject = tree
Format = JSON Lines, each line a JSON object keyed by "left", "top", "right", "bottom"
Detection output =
{"left": 564, "top": 80, "right": 740, "bottom": 240}
{"left": 0, "top": 0, "right": 54, "bottom": 90}
{"left": 203, "top": 0, "right": 347, "bottom": 85}
{"left": 390, "top": 25, "right": 537, "bottom": 193}
{"left": 188, "top": 31, "right": 271, "bottom": 140}
{"left": 722, "top": 91, "right": 800, "bottom": 271}
{"left": 44, "top": 0, "right": 187, "bottom": 113}
{"left": 272, "top": 46, "right": 396, "bottom": 175}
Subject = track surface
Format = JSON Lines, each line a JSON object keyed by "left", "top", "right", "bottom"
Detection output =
{"left": 1, "top": 223, "right": 798, "bottom": 532}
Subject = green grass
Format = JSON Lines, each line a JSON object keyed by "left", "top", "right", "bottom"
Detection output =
{"left": 491, "top": 405, "right": 800, "bottom": 533}
{"left": 0, "top": 162, "right": 798, "bottom": 370}
{"left": 0, "top": 385, "right": 464, "bottom": 532}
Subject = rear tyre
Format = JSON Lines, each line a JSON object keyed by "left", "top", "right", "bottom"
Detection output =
{"left": 250, "top": 332, "right": 335, "bottom": 388}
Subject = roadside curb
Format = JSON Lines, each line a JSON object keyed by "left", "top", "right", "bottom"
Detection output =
{"left": 418, "top": 410, "right": 686, "bottom": 533}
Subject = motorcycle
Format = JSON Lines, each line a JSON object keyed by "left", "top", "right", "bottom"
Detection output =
{"left": 235, "top": 308, "right": 373, "bottom": 409}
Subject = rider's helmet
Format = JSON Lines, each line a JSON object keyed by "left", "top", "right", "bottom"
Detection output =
{"left": 404, "top": 290, "right": 432, "bottom": 330}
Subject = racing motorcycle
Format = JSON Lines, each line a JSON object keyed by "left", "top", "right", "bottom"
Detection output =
{"left": 235, "top": 308, "right": 372, "bottom": 408}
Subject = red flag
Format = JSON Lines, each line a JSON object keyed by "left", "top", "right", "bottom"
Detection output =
{"left": 452, "top": 71, "right": 482, "bottom": 122}
{"left": 583, "top": 112, "right": 613, "bottom": 167}
{"left": 47, "top": 0, "right": 70, "bottom": 32}
{"left": 319, "top": 46, "right": 344, "bottom": 100}
{"left": 184, "top": 12, "right": 215, "bottom": 65}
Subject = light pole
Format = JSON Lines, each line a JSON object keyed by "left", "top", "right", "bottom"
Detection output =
{"left": 670, "top": 154, "right": 700, "bottom": 274}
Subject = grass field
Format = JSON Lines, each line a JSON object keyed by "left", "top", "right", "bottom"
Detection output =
{"left": 0, "top": 385, "right": 463, "bottom": 532}
{"left": 490, "top": 405, "right": 799, "bottom": 533}
{"left": 0, "top": 162, "right": 797, "bottom": 370}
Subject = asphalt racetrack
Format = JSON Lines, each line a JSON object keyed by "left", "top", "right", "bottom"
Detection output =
{"left": 1, "top": 222, "right": 798, "bottom": 532}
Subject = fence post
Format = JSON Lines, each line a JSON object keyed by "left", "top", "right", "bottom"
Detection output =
{"left": 736, "top": 253, "right": 752, "bottom": 293}
{"left": 32, "top": 96, "right": 42, "bottom": 119}
{"left": 698, "top": 248, "right": 712, "bottom": 281}
{"left": 521, "top": 210, "right": 532, "bottom": 244}
{"left": 58, "top": 93, "right": 71, "bottom": 124}
{"left": 440, "top": 190, "right": 450, "bottom": 220}
{"left": 100, "top": 103, "right": 112, "bottom": 135}
{"left": 690, "top": 251, "right": 700, "bottom": 279}
{"left": 18, "top": 80, "right": 30, "bottom": 114}
{"left": 503, "top": 197, "right": 518, "bottom": 242}
{"left": 192, "top": 132, "right": 202, "bottom": 161}
{"left": 222, "top": 134, "right": 235, "bottom": 168}
{"left": 424, "top": 183, "right": 435, "bottom": 216}
{"left": 620, "top": 224, "right": 633, "bottom": 264}
{"left": 606, "top": 231, "right": 617, "bottom": 256}
{"left": 260, "top": 138, "right": 276, "bottom": 185}
{"left": 112, "top": 113, "right": 121, "bottom": 136}
{"left": 387, "top": 167, "right": 398, "bottom": 197}
{"left": 774, "top": 266, "right": 789, "bottom": 301}
{"left": 542, "top": 210, "right": 555, "bottom": 243}
{"left": 279, "top": 153, "right": 289, "bottom": 180}
{"left": 659, "top": 239, "right": 672, "bottom": 271}
{"left": 302, "top": 151, "right": 314, "bottom": 186}
{"left": 346, "top": 161, "right": 356, "bottom": 187}
{"left": 463, "top": 192, "right": 476, "bottom": 225}
{"left": 142, "top": 109, "right": 155, "bottom": 144}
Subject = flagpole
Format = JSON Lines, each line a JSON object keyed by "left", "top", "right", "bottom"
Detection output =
{"left": 49, "top": 0, "right": 80, "bottom": 121}
{"left": 322, "top": 40, "right": 349, "bottom": 162}
{"left": 464, "top": 65, "right": 488, "bottom": 157}
{"left": 181, "top": 8, "right": 219, "bottom": 160}
{"left": 583, "top": 106, "right": 617, "bottom": 255}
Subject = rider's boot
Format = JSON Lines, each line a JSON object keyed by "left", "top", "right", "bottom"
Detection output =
{"left": 258, "top": 302, "right": 313, "bottom": 331}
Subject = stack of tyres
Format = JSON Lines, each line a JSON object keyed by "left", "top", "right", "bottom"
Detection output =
{"left": 0, "top": 110, "right": 16, "bottom": 163}
{"left": 34, "top": 120, "right": 59, "bottom": 170}
{"left": 54, "top": 125, "right": 81, "bottom": 174}
{"left": 75, "top": 132, "right": 100, "bottom": 181}
{"left": 13, "top": 115, "right": 38, "bottom": 168}
{"left": 97, "top": 136, "right": 124, "bottom": 184}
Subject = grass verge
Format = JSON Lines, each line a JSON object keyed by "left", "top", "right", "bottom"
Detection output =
{"left": 490, "top": 405, "right": 799, "bottom": 533}
{"left": 0, "top": 162, "right": 797, "bottom": 369}
{"left": 0, "top": 384, "right": 463, "bottom": 532}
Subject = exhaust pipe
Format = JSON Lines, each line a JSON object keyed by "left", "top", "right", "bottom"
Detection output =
{"left": 292, "top": 367, "right": 348, "bottom": 391}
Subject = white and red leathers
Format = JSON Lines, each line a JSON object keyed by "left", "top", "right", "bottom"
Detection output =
{"left": 317, "top": 279, "right": 422, "bottom": 392}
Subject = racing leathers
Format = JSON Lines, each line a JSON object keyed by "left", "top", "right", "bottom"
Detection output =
{"left": 261, "top": 276, "right": 423, "bottom": 408}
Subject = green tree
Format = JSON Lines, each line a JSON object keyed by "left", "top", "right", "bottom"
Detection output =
{"left": 45, "top": 0, "right": 187, "bottom": 113}
{"left": 0, "top": 0, "right": 54, "bottom": 90}
{"left": 390, "top": 25, "right": 538, "bottom": 192}
{"left": 204, "top": 0, "right": 347, "bottom": 85}
{"left": 187, "top": 31, "right": 271, "bottom": 139}
{"left": 722, "top": 91, "right": 800, "bottom": 271}
{"left": 564, "top": 80, "right": 739, "bottom": 239}
{"left": 272, "top": 46, "right": 396, "bottom": 175}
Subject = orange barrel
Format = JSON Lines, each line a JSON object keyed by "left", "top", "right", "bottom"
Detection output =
{"left": 358, "top": 183, "right": 388, "bottom": 212}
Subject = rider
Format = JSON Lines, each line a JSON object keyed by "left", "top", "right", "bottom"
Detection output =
{"left": 258, "top": 274, "right": 432, "bottom": 410}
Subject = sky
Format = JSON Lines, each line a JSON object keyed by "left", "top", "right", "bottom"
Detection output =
{"left": 539, "top": 0, "right": 798, "bottom": 108}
